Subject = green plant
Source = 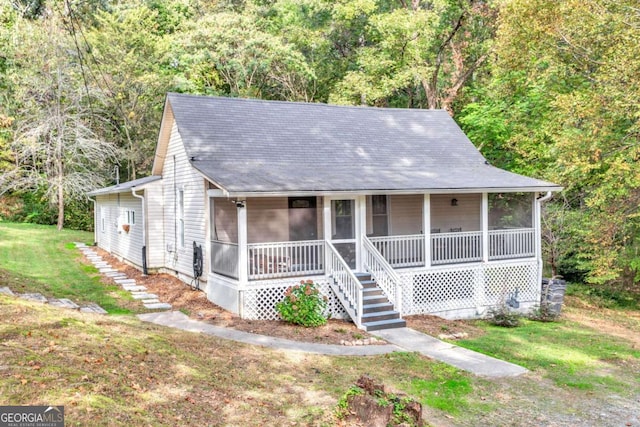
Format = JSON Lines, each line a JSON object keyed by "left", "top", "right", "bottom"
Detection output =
{"left": 527, "top": 303, "right": 560, "bottom": 322}
{"left": 276, "top": 280, "right": 328, "bottom": 327}
{"left": 335, "top": 386, "right": 364, "bottom": 419}
{"left": 486, "top": 302, "right": 521, "bottom": 327}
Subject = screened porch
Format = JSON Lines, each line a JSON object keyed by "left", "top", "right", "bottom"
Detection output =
{"left": 209, "top": 193, "right": 538, "bottom": 281}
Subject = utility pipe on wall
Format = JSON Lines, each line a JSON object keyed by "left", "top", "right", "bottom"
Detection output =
{"left": 132, "top": 187, "right": 148, "bottom": 275}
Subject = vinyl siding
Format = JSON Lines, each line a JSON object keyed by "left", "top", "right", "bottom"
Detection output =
{"left": 145, "top": 180, "right": 165, "bottom": 268}
{"left": 389, "top": 195, "right": 423, "bottom": 235}
{"left": 162, "top": 122, "right": 208, "bottom": 280}
{"left": 431, "top": 194, "right": 481, "bottom": 232}
{"left": 95, "top": 193, "right": 144, "bottom": 268}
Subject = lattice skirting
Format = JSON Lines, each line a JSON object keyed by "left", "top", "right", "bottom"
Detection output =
{"left": 240, "top": 277, "right": 349, "bottom": 320}
{"left": 398, "top": 260, "right": 540, "bottom": 318}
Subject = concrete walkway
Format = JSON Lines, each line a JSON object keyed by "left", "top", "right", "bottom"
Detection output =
{"left": 138, "top": 311, "right": 528, "bottom": 378}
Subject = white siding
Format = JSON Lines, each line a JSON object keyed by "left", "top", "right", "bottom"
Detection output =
{"left": 94, "top": 193, "right": 144, "bottom": 268}
{"left": 145, "top": 180, "right": 165, "bottom": 268}
{"left": 431, "top": 194, "right": 481, "bottom": 232}
{"left": 162, "top": 122, "right": 208, "bottom": 281}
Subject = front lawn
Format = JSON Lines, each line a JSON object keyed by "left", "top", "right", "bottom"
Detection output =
{"left": 0, "top": 222, "right": 131, "bottom": 313}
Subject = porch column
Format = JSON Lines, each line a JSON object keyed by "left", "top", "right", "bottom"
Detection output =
{"left": 423, "top": 194, "right": 431, "bottom": 268}
{"left": 356, "top": 196, "right": 366, "bottom": 271}
{"left": 237, "top": 200, "right": 248, "bottom": 285}
{"left": 323, "top": 196, "right": 332, "bottom": 274}
{"left": 482, "top": 193, "right": 489, "bottom": 262}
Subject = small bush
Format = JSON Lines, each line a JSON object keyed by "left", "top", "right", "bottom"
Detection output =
{"left": 276, "top": 280, "right": 328, "bottom": 327}
{"left": 528, "top": 303, "right": 560, "bottom": 322}
{"left": 487, "top": 303, "right": 521, "bottom": 327}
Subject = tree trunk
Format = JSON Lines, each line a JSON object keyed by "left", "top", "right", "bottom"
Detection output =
{"left": 57, "top": 159, "right": 64, "bottom": 231}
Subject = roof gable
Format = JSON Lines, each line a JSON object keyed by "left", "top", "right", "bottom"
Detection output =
{"left": 161, "top": 93, "right": 560, "bottom": 194}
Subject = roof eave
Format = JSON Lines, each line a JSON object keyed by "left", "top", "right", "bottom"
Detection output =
{"left": 215, "top": 185, "right": 563, "bottom": 198}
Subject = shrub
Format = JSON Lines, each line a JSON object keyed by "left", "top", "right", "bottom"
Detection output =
{"left": 486, "top": 302, "right": 521, "bottom": 327}
{"left": 276, "top": 280, "right": 328, "bottom": 327}
{"left": 527, "top": 303, "right": 560, "bottom": 322}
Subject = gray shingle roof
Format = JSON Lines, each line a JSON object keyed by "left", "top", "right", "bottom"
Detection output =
{"left": 167, "top": 93, "right": 560, "bottom": 194}
{"left": 88, "top": 175, "right": 161, "bottom": 196}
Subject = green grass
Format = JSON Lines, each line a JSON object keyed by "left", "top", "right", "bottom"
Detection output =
{"left": 566, "top": 282, "right": 640, "bottom": 310}
{"left": 0, "top": 222, "right": 131, "bottom": 314}
{"left": 456, "top": 317, "right": 640, "bottom": 393}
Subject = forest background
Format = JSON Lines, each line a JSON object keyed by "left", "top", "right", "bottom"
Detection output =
{"left": 0, "top": 0, "right": 638, "bottom": 292}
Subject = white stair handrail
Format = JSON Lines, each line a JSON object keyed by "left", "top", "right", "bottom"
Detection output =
{"left": 362, "top": 236, "right": 403, "bottom": 314}
{"left": 325, "top": 241, "right": 364, "bottom": 328}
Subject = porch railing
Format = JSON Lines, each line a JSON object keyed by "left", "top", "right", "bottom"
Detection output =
{"left": 326, "top": 241, "right": 363, "bottom": 328}
{"left": 247, "top": 240, "right": 324, "bottom": 280}
{"left": 211, "top": 240, "right": 239, "bottom": 279}
{"left": 489, "top": 228, "right": 535, "bottom": 260}
{"left": 369, "top": 234, "right": 424, "bottom": 268}
{"left": 431, "top": 231, "right": 483, "bottom": 265}
{"left": 362, "top": 236, "right": 403, "bottom": 312}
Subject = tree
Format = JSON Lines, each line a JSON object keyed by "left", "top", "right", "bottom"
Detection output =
{"left": 1, "top": 7, "right": 118, "bottom": 230}
{"left": 327, "top": 0, "right": 497, "bottom": 111}
{"left": 172, "top": 5, "right": 315, "bottom": 100}
{"left": 459, "top": 0, "right": 640, "bottom": 288}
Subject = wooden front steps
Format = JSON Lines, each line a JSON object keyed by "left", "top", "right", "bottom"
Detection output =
{"left": 356, "top": 273, "right": 406, "bottom": 332}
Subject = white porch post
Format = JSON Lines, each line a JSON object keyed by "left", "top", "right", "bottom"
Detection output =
{"left": 237, "top": 200, "right": 248, "bottom": 286}
{"left": 482, "top": 193, "right": 489, "bottom": 262}
{"left": 476, "top": 192, "right": 489, "bottom": 315}
{"left": 356, "top": 196, "right": 366, "bottom": 271}
{"left": 323, "top": 196, "right": 332, "bottom": 275}
{"left": 423, "top": 194, "right": 431, "bottom": 268}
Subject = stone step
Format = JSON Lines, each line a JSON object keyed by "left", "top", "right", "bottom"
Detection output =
{"left": 122, "top": 285, "right": 147, "bottom": 292}
{"left": 0, "top": 287, "right": 15, "bottom": 296}
{"left": 143, "top": 302, "right": 172, "bottom": 310}
{"left": 131, "top": 292, "right": 158, "bottom": 300}
{"left": 104, "top": 271, "right": 127, "bottom": 280}
{"left": 80, "top": 303, "right": 108, "bottom": 315}
{"left": 48, "top": 298, "right": 80, "bottom": 309}
{"left": 20, "top": 293, "right": 48, "bottom": 303}
{"left": 99, "top": 268, "right": 117, "bottom": 274}
{"left": 115, "top": 279, "right": 136, "bottom": 285}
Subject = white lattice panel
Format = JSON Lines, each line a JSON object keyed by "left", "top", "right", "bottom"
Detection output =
{"left": 241, "top": 278, "right": 349, "bottom": 320}
{"left": 398, "top": 260, "right": 539, "bottom": 318}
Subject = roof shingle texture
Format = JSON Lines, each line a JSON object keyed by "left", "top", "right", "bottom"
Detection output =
{"left": 167, "top": 93, "right": 559, "bottom": 193}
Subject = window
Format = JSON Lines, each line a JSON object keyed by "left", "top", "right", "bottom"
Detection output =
{"left": 332, "top": 200, "right": 354, "bottom": 239}
{"left": 127, "top": 210, "right": 135, "bottom": 225}
{"left": 100, "top": 208, "right": 105, "bottom": 233}
{"left": 178, "top": 188, "right": 185, "bottom": 247}
{"left": 371, "top": 195, "right": 388, "bottom": 236}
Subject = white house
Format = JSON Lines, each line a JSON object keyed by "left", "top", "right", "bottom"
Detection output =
{"left": 89, "top": 93, "right": 561, "bottom": 331}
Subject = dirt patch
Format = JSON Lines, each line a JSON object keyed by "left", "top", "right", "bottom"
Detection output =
{"left": 404, "top": 314, "right": 486, "bottom": 341}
